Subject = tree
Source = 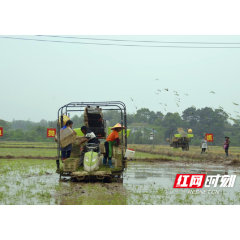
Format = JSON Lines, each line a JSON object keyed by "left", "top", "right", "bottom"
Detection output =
{"left": 135, "top": 108, "right": 150, "bottom": 123}
{"left": 0, "top": 119, "right": 11, "bottom": 131}
{"left": 162, "top": 112, "right": 183, "bottom": 138}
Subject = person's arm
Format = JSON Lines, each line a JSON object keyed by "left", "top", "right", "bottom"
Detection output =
{"left": 71, "top": 127, "right": 77, "bottom": 135}
{"left": 79, "top": 132, "right": 92, "bottom": 145}
{"left": 79, "top": 138, "right": 88, "bottom": 144}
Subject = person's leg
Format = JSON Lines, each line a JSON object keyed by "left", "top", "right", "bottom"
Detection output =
{"left": 203, "top": 148, "right": 206, "bottom": 152}
{"left": 66, "top": 151, "right": 71, "bottom": 158}
{"left": 108, "top": 142, "right": 114, "bottom": 168}
{"left": 103, "top": 141, "right": 109, "bottom": 165}
{"left": 61, "top": 151, "right": 67, "bottom": 162}
{"left": 225, "top": 147, "right": 229, "bottom": 156}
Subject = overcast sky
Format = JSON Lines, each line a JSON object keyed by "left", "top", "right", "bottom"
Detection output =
{"left": 1, "top": 35, "right": 240, "bottom": 122}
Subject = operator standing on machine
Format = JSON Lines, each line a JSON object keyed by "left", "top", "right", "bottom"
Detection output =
{"left": 103, "top": 123, "right": 125, "bottom": 168}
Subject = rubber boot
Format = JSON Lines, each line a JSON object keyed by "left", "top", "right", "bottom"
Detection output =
{"left": 103, "top": 158, "right": 107, "bottom": 165}
{"left": 108, "top": 158, "right": 114, "bottom": 168}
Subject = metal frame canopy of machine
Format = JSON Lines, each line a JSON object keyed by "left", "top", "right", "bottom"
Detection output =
{"left": 56, "top": 101, "right": 128, "bottom": 180}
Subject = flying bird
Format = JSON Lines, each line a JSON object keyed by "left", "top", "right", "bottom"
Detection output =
{"left": 164, "top": 104, "right": 167, "bottom": 106}
{"left": 155, "top": 92, "right": 159, "bottom": 95}
{"left": 164, "top": 88, "right": 169, "bottom": 91}
{"left": 157, "top": 89, "right": 161, "bottom": 92}
{"left": 130, "top": 98, "right": 133, "bottom": 101}
{"left": 176, "top": 103, "right": 179, "bottom": 107}
{"left": 159, "top": 103, "right": 162, "bottom": 105}
{"left": 233, "top": 102, "right": 239, "bottom": 106}
{"left": 229, "top": 117, "right": 237, "bottom": 122}
{"left": 184, "top": 93, "right": 188, "bottom": 96}
{"left": 155, "top": 79, "right": 158, "bottom": 81}
{"left": 210, "top": 91, "right": 215, "bottom": 94}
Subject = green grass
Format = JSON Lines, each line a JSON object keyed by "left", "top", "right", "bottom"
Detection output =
{"left": 129, "top": 144, "right": 240, "bottom": 162}
{"left": 0, "top": 147, "right": 57, "bottom": 157}
{"left": 130, "top": 144, "right": 240, "bottom": 156}
{"left": 0, "top": 141, "right": 56, "bottom": 146}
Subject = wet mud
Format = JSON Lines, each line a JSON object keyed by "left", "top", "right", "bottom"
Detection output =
{"left": 1, "top": 158, "right": 240, "bottom": 205}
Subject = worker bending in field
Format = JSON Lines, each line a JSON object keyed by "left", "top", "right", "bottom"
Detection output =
{"left": 103, "top": 123, "right": 125, "bottom": 168}
{"left": 61, "top": 120, "right": 77, "bottom": 162}
{"left": 79, "top": 126, "right": 99, "bottom": 166}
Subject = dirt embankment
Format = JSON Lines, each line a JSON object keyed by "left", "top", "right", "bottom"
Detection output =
{"left": 132, "top": 145, "right": 239, "bottom": 160}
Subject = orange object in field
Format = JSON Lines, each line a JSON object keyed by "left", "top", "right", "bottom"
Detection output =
{"left": 0, "top": 127, "right": 3, "bottom": 137}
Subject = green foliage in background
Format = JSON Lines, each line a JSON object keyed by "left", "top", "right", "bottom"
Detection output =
{"left": 1, "top": 106, "right": 240, "bottom": 146}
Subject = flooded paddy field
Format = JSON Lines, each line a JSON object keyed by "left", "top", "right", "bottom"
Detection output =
{"left": 1, "top": 141, "right": 240, "bottom": 205}
{"left": 1, "top": 157, "right": 240, "bottom": 205}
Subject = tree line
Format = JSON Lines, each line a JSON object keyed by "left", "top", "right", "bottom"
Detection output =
{"left": 1, "top": 107, "right": 240, "bottom": 146}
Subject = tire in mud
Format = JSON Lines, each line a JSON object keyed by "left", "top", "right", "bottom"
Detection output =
{"left": 71, "top": 177, "right": 78, "bottom": 182}
{"left": 103, "top": 177, "right": 112, "bottom": 183}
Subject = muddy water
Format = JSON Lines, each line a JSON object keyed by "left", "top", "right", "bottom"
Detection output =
{"left": 1, "top": 160, "right": 240, "bottom": 205}
{"left": 123, "top": 162, "right": 240, "bottom": 204}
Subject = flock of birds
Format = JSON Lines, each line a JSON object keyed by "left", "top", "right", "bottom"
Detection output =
{"left": 130, "top": 78, "right": 240, "bottom": 127}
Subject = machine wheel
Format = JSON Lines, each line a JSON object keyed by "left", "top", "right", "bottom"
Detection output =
{"left": 103, "top": 176, "right": 112, "bottom": 183}
{"left": 71, "top": 177, "right": 78, "bottom": 182}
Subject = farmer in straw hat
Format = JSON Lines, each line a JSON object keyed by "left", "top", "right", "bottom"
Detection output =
{"left": 103, "top": 123, "right": 125, "bottom": 168}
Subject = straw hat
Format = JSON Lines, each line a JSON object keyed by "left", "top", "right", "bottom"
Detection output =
{"left": 111, "top": 123, "right": 126, "bottom": 130}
